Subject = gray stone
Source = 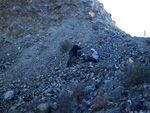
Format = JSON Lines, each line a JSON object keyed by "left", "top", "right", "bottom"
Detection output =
{"left": 92, "top": 23, "right": 99, "bottom": 30}
{"left": 143, "top": 101, "right": 150, "bottom": 109}
{"left": 3, "top": 90, "right": 14, "bottom": 100}
{"left": 44, "top": 88, "right": 52, "bottom": 93}
{"left": 37, "top": 103, "right": 50, "bottom": 113}
{"left": 10, "top": 102, "right": 23, "bottom": 110}
{"left": 65, "top": 0, "right": 70, "bottom": 4}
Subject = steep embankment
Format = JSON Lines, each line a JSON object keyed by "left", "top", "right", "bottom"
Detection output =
{"left": 0, "top": 0, "right": 125, "bottom": 80}
{"left": 0, "top": 0, "right": 150, "bottom": 113}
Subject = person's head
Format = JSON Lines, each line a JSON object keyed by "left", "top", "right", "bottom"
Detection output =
{"left": 78, "top": 42, "right": 81, "bottom": 47}
{"left": 90, "top": 48, "right": 95, "bottom": 53}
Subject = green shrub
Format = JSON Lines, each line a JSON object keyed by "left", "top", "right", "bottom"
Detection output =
{"left": 123, "top": 62, "right": 150, "bottom": 86}
{"left": 98, "top": 41, "right": 104, "bottom": 45}
{"left": 40, "top": 45, "right": 47, "bottom": 49}
{"left": 60, "top": 40, "right": 70, "bottom": 53}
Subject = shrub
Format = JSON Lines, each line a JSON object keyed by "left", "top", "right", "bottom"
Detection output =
{"left": 71, "top": 83, "right": 86, "bottom": 103}
{"left": 60, "top": 40, "right": 70, "bottom": 53}
{"left": 98, "top": 41, "right": 104, "bottom": 45}
{"left": 123, "top": 62, "right": 150, "bottom": 86}
{"left": 70, "top": 0, "right": 77, "bottom": 5}
{"left": 92, "top": 92, "right": 109, "bottom": 111}
{"left": 58, "top": 90, "right": 72, "bottom": 113}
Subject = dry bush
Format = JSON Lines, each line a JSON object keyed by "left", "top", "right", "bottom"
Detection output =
{"left": 70, "top": 0, "right": 77, "bottom": 5}
{"left": 71, "top": 83, "right": 86, "bottom": 103}
{"left": 59, "top": 40, "right": 70, "bottom": 53}
{"left": 93, "top": 92, "right": 109, "bottom": 111}
{"left": 123, "top": 62, "right": 150, "bottom": 86}
{"left": 57, "top": 90, "right": 72, "bottom": 113}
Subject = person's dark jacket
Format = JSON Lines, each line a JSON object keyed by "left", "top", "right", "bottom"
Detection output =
{"left": 69, "top": 45, "right": 82, "bottom": 57}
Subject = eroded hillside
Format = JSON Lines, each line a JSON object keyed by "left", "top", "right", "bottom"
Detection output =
{"left": 0, "top": 0, "right": 150, "bottom": 113}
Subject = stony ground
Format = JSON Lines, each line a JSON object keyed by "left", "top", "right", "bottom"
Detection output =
{"left": 0, "top": 0, "right": 150, "bottom": 113}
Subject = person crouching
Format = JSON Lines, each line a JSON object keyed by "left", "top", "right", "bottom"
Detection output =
{"left": 83, "top": 48, "right": 98, "bottom": 63}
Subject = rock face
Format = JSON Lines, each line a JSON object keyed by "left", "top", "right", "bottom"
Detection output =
{"left": 0, "top": 0, "right": 150, "bottom": 113}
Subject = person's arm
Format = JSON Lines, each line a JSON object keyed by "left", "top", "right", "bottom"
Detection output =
{"left": 76, "top": 45, "right": 82, "bottom": 50}
{"left": 77, "top": 47, "right": 82, "bottom": 50}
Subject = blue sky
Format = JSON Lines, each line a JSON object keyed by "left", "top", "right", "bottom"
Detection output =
{"left": 99, "top": 0, "right": 150, "bottom": 37}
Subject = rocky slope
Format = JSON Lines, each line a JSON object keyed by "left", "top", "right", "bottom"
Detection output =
{"left": 0, "top": 0, "right": 150, "bottom": 113}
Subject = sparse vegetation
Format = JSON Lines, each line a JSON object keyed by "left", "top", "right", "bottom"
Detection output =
{"left": 40, "top": 45, "right": 47, "bottom": 49}
{"left": 98, "top": 41, "right": 104, "bottom": 45}
{"left": 60, "top": 40, "right": 70, "bottom": 53}
{"left": 71, "top": 83, "right": 86, "bottom": 103}
{"left": 58, "top": 90, "right": 72, "bottom": 113}
{"left": 70, "top": 0, "right": 77, "bottom": 5}
{"left": 123, "top": 62, "right": 150, "bottom": 86}
{"left": 92, "top": 92, "right": 109, "bottom": 111}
